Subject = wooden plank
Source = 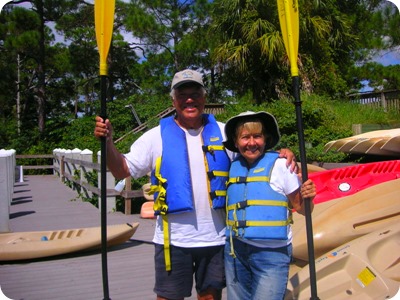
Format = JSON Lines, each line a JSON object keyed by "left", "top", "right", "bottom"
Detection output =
{"left": 22, "top": 165, "right": 53, "bottom": 170}
{"left": 16, "top": 154, "right": 54, "bottom": 159}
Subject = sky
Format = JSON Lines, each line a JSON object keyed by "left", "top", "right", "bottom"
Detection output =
{"left": 387, "top": 0, "right": 400, "bottom": 12}
{"left": 373, "top": 48, "right": 400, "bottom": 66}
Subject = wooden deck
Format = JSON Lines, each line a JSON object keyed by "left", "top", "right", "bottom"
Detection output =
{"left": 0, "top": 175, "right": 227, "bottom": 300}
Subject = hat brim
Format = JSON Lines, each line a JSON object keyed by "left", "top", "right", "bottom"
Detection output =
{"left": 223, "top": 111, "right": 280, "bottom": 152}
{"left": 172, "top": 80, "right": 203, "bottom": 90}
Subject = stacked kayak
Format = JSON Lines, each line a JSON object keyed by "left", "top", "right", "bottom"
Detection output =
{"left": 286, "top": 159, "right": 400, "bottom": 299}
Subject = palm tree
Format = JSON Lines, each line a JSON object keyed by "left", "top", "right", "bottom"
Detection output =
{"left": 211, "top": 0, "right": 354, "bottom": 103}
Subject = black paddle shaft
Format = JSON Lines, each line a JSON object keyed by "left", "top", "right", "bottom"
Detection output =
{"left": 100, "top": 75, "right": 111, "bottom": 300}
{"left": 292, "top": 76, "right": 320, "bottom": 300}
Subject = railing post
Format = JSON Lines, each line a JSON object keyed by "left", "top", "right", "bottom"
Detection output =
{"left": 64, "top": 149, "right": 72, "bottom": 185}
{"left": 97, "top": 151, "right": 116, "bottom": 213}
{"left": 71, "top": 148, "right": 81, "bottom": 191}
{"left": 80, "top": 149, "right": 93, "bottom": 199}
{"left": 0, "top": 149, "right": 14, "bottom": 232}
{"left": 124, "top": 177, "right": 131, "bottom": 215}
{"left": 56, "top": 149, "right": 66, "bottom": 180}
{"left": 53, "top": 148, "right": 58, "bottom": 176}
{"left": 60, "top": 153, "right": 65, "bottom": 183}
{"left": 381, "top": 91, "right": 387, "bottom": 112}
{"left": 10, "top": 149, "right": 16, "bottom": 187}
{"left": 352, "top": 124, "right": 362, "bottom": 135}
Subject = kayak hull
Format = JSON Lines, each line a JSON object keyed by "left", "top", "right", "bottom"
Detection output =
{"left": 292, "top": 178, "right": 400, "bottom": 261}
{"left": 0, "top": 222, "right": 139, "bottom": 261}
{"left": 286, "top": 223, "right": 400, "bottom": 300}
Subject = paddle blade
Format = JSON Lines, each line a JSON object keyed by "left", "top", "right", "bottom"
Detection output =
{"left": 277, "top": 0, "right": 299, "bottom": 76}
{"left": 95, "top": 0, "right": 116, "bottom": 76}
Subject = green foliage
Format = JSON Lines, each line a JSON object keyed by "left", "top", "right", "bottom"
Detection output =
{"left": 218, "top": 93, "right": 399, "bottom": 163}
{"left": 80, "top": 170, "right": 99, "bottom": 208}
{"left": 56, "top": 117, "right": 99, "bottom": 151}
{"left": 1, "top": 1, "right": 399, "bottom": 138}
{"left": 211, "top": 0, "right": 361, "bottom": 102}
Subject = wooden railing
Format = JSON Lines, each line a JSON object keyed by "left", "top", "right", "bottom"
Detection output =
{"left": 348, "top": 90, "right": 400, "bottom": 112}
{"left": 16, "top": 153, "right": 144, "bottom": 215}
{"left": 16, "top": 154, "right": 54, "bottom": 171}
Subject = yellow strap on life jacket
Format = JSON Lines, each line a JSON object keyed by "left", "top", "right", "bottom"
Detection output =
{"left": 227, "top": 219, "right": 291, "bottom": 228}
{"left": 227, "top": 199, "right": 290, "bottom": 237}
{"left": 227, "top": 200, "right": 288, "bottom": 211}
{"left": 152, "top": 157, "right": 168, "bottom": 214}
{"left": 150, "top": 157, "right": 172, "bottom": 271}
{"left": 203, "top": 145, "right": 225, "bottom": 154}
{"left": 227, "top": 176, "right": 270, "bottom": 185}
{"left": 207, "top": 171, "right": 229, "bottom": 200}
{"left": 227, "top": 203, "right": 238, "bottom": 258}
{"left": 213, "top": 190, "right": 227, "bottom": 197}
{"left": 162, "top": 215, "right": 171, "bottom": 271}
{"left": 208, "top": 170, "right": 229, "bottom": 178}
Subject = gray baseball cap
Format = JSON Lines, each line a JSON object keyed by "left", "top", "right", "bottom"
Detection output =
{"left": 171, "top": 69, "right": 204, "bottom": 90}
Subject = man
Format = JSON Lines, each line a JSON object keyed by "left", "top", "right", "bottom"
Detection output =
{"left": 94, "top": 69, "right": 296, "bottom": 300}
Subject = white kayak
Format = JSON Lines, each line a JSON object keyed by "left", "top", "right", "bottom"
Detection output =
{"left": 324, "top": 128, "right": 400, "bottom": 156}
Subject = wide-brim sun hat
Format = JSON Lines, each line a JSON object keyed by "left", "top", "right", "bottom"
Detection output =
{"left": 223, "top": 111, "right": 281, "bottom": 152}
{"left": 171, "top": 69, "right": 204, "bottom": 90}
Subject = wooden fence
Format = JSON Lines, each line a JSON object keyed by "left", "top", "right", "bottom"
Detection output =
{"left": 16, "top": 153, "right": 144, "bottom": 215}
{"left": 348, "top": 90, "right": 400, "bottom": 112}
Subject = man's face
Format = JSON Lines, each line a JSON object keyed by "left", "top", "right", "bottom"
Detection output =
{"left": 173, "top": 84, "right": 206, "bottom": 126}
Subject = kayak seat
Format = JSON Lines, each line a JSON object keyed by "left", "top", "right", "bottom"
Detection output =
{"left": 141, "top": 183, "right": 155, "bottom": 219}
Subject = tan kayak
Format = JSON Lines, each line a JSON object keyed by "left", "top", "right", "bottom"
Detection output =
{"left": 324, "top": 128, "right": 400, "bottom": 156}
{"left": 286, "top": 223, "right": 400, "bottom": 300}
{"left": 297, "top": 163, "right": 326, "bottom": 173}
{"left": 291, "top": 178, "right": 400, "bottom": 261}
{"left": 0, "top": 222, "right": 139, "bottom": 261}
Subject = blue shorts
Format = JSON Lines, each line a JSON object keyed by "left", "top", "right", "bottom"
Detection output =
{"left": 225, "top": 239, "right": 292, "bottom": 300}
{"left": 153, "top": 243, "right": 225, "bottom": 299}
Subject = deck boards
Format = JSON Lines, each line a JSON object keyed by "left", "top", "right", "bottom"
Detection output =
{"left": 0, "top": 175, "right": 227, "bottom": 299}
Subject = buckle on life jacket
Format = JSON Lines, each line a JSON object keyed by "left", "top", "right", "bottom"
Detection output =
{"left": 202, "top": 145, "right": 214, "bottom": 154}
{"left": 209, "top": 190, "right": 226, "bottom": 199}
{"left": 236, "top": 200, "right": 248, "bottom": 209}
{"left": 235, "top": 220, "right": 247, "bottom": 228}
{"left": 208, "top": 170, "right": 229, "bottom": 180}
{"left": 202, "top": 145, "right": 225, "bottom": 155}
{"left": 236, "top": 176, "right": 247, "bottom": 183}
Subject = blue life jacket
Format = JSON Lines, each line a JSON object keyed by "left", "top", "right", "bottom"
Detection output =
{"left": 151, "top": 114, "right": 230, "bottom": 215}
{"left": 226, "top": 152, "right": 290, "bottom": 240}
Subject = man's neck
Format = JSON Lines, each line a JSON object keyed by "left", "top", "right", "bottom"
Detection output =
{"left": 175, "top": 116, "right": 203, "bottom": 130}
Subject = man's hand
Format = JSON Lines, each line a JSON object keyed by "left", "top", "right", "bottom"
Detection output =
{"left": 278, "top": 148, "right": 298, "bottom": 173}
{"left": 94, "top": 116, "right": 113, "bottom": 141}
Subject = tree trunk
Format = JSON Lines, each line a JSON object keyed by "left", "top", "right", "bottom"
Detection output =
{"left": 36, "top": 0, "right": 46, "bottom": 134}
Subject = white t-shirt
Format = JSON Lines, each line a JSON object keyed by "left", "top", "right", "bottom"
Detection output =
{"left": 123, "top": 121, "right": 232, "bottom": 247}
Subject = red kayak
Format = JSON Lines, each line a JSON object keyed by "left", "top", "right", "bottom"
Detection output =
{"left": 309, "top": 160, "right": 400, "bottom": 204}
